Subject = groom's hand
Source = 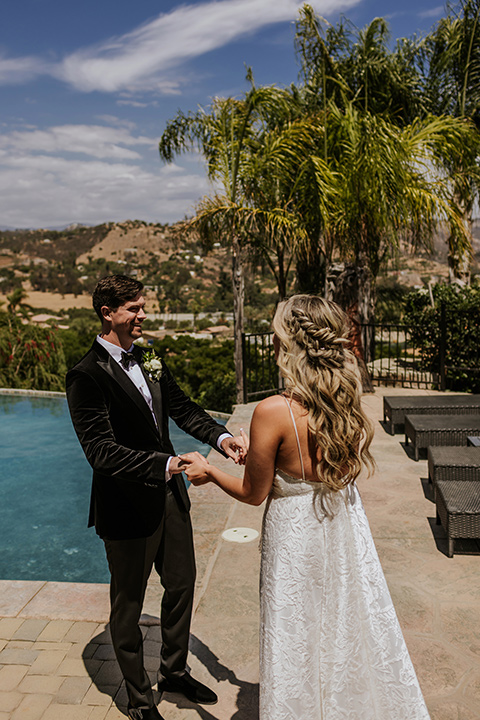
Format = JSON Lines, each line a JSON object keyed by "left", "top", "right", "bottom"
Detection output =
{"left": 179, "top": 451, "right": 210, "bottom": 485}
{"left": 169, "top": 455, "right": 191, "bottom": 475}
{"left": 221, "top": 430, "right": 249, "bottom": 465}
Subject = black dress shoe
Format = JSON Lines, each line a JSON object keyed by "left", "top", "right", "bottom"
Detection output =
{"left": 127, "top": 705, "right": 165, "bottom": 720}
{"left": 157, "top": 672, "right": 218, "bottom": 705}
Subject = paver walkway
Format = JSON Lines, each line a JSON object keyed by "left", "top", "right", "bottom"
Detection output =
{"left": 1, "top": 388, "right": 480, "bottom": 719}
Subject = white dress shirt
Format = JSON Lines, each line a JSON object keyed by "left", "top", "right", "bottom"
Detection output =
{"left": 96, "top": 335, "right": 231, "bottom": 478}
{"left": 96, "top": 335, "right": 156, "bottom": 421}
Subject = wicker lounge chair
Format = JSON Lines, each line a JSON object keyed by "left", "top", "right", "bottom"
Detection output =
{"left": 435, "top": 480, "right": 480, "bottom": 557}
{"left": 404, "top": 414, "right": 480, "bottom": 461}
{"left": 383, "top": 394, "right": 480, "bottom": 435}
{"left": 427, "top": 446, "right": 480, "bottom": 500}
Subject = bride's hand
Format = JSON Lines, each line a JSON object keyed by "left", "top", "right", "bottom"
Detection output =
{"left": 179, "top": 452, "right": 211, "bottom": 485}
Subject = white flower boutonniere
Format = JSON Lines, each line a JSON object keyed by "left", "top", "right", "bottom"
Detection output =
{"left": 142, "top": 349, "right": 163, "bottom": 382}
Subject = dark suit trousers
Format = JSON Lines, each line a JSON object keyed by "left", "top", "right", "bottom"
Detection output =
{"left": 104, "top": 484, "right": 196, "bottom": 710}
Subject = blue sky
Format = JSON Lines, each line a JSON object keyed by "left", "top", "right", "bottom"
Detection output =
{"left": 1, "top": 0, "right": 446, "bottom": 229}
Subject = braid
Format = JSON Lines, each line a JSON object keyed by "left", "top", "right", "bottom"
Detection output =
{"left": 290, "top": 306, "right": 347, "bottom": 369}
{"left": 272, "top": 294, "right": 375, "bottom": 491}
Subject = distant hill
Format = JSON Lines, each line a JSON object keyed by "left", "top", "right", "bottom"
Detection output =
{"left": 0, "top": 219, "right": 244, "bottom": 316}
{"left": 0, "top": 217, "right": 478, "bottom": 316}
{"left": 0, "top": 222, "right": 94, "bottom": 232}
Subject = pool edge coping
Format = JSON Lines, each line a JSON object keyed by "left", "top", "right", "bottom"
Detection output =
{"left": 0, "top": 387, "right": 231, "bottom": 420}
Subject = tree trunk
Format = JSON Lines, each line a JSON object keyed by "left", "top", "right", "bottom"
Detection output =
{"left": 447, "top": 229, "right": 472, "bottom": 286}
{"left": 447, "top": 194, "right": 473, "bottom": 286}
{"left": 277, "top": 245, "right": 288, "bottom": 300}
{"left": 295, "top": 243, "right": 326, "bottom": 294}
{"left": 232, "top": 235, "right": 245, "bottom": 404}
{"left": 448, "top": 248, "right": 471, "bottom": 285}
{"left": 325, "top": 259, "right": 375, "bottom": 392}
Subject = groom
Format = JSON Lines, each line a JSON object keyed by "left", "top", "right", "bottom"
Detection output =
{"left": 66, "top": 274, "right": 245, "bottom": 720}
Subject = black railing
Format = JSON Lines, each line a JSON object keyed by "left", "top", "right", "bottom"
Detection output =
{"left": 242, "top": 314, "right": 480, "bottom": 402}
{"left": 359, "top": 323, "right": 439, "bottom": 389}
{"left": 242, "top": 331, "right": 281, "bottom": 403}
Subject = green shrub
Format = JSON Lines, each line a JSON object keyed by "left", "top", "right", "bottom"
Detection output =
{"left": 375, "top": 278, "right": 410, "bottom": 322}
{"left": 58, "top": 328, "right": 96, "bottom": 371}
{"left": 153, "top": 335, "right": 236, "bottom": 412}
{"left": 404, "top": 283, "right": 480, "bottom": 392}
{"left": 0, "top": 312, "right": 67, "bottom": 391}
{"left": 196, "top": 317, "right": 213, "bottom": 331}
{"left": 199, "top": 371, "right": 236, "bottom": 413}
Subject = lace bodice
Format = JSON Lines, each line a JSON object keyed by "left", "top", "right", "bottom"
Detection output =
{"left": 272, "top": 468, "right": 322, "bottom": 496}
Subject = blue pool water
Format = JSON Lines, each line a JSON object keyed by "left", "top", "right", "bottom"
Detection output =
{"left": 0, "top": 394, "right": 222, "bottom": 584}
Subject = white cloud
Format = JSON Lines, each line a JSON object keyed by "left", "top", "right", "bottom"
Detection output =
{"left": 0, "top": 0, "right": 361, "bottom": 94}
{"left": 117, "top": 100, "right": 159, "bottom": 108}
{"left": 0, "top": 55, "right": 50, "bottom": 85}
{"left": 96, "top": 115, "right": 138, "bottom": 129}
{"left": 418, "top": 6, "right": 444, "bottom": 20}
{"left": 0, "top": 121, "right": 210, "bottom": 227}
{"left": 0, "top": 155, "right": 210, "bottom": 227}
{"left": 0, "top": 124, "right": 156, "bottom": 160}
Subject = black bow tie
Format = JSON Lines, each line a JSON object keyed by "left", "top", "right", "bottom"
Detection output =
{"left": 120, "top": 351, "right": 137, "bottom": 369}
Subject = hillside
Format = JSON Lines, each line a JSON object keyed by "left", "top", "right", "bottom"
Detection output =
{"left": 0, "top": 219, "right": 479, "bottom": 321}
{"left": 0, "top": 220, "right": 238, "bottom": 316}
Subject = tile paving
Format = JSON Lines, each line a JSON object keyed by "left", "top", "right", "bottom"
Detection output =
{"left": 1, "top": 389, "right": 480, "bottom": 718}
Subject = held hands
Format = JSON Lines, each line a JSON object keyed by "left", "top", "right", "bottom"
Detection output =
{"left": 177, "top": 430, "right": 249, "bottom": 488}
{"left": 221, "top": 429, "right": 249, "bottom": 465}
{"left": 168, "top": 455, "right": 190, "bottom": 475}
{"left": 179, "top": 451, "right": 211, "bottom": 485}
{"left": 175, "top": 429, "right": 249, "bottom": 488}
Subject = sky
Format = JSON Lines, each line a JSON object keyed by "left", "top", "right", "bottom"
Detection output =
{"left": 0, "top": 0, "right": 448, "bottom": 229}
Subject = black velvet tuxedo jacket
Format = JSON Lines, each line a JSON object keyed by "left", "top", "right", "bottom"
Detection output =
{"left": 66, "top": 340, "right": 227, "bottom": 541}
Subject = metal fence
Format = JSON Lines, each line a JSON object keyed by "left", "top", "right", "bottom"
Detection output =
{"left": 360, "top": 323, "right": 439, "bottom": 389}
{"left": 242, "top": 331, "right": 280, "bottom": 403}
{"left": 242, "top": 313, "right": 479, "bottom": 402}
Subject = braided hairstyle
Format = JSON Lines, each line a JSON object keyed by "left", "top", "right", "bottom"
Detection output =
{"left": 273, "top": 294, "right": 374, "bottom": 490}
{"left": 289, "top": 304, "right": 348, "bottom": 369}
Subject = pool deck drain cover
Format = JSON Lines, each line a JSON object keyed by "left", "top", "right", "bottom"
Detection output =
{"left": 222, "top": 527, "right": 259, "bottom": 544}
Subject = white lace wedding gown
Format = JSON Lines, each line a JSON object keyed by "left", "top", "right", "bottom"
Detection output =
{"left": 260, "top": 402, "right": 430, "bottom": 720}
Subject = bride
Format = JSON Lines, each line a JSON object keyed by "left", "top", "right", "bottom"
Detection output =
{"left": 182, "top": 294, "right": 430, "bottom": 720}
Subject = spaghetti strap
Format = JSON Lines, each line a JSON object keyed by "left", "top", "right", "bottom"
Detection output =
{"left": 281, "top": 395, "right": 306, "bottom": 482}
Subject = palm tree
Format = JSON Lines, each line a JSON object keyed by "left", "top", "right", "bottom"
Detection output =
{"left": 288, "top": 102, "right": 471, "bottom": 390}
{"left": 7, "top": 287, "right": 30, "bottom": 317}
{"left": 293, "top": 5, "right": 478, "bottom": 305}
{"left": 239, "top": 97, "right": 327, "bottom": 298}
{"left": 311, "top": 103, "right": 472, "bottom": 326}
{"left": 160, "top": 97, "right": 249, "bottom": 402}
{"left": 158, "top": 4, "right": 477, "bottom": 400}
{"left": 159, "top": 83, "right": 303, "bottom": 401}
{"left": 424, "top": 0, "right": 480, "bottom": 281}
{"left": 295, "top": 6, "right": 424, "bottom": 123}
{"left": 292, "top": 5, "right": 427, "bottom": 296}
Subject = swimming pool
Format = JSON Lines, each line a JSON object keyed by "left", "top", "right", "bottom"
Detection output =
{"left": 0, "top": 394, "right": 223, "bottom": 584}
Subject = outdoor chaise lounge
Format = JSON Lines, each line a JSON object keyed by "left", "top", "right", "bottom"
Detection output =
{"left": 427, "top": 446, "right": 480, "bottom": 500}
{"left": 383, "top": 394, "right": 480, "bottom": 435}
{"left": 404, "top": 414, "right": 480, "bottom": 461}
{"left": 435, "top": 480, "right": 480, "bottom": 557}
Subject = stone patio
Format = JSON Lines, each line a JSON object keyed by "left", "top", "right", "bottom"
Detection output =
{"left": 1, "top": 389, "right": 480, "bottom": 719}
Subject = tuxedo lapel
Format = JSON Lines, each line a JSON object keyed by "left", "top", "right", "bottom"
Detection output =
{"left": 94, "top": 344, "right": 158, "bottom": 435}
{"left": 138, "top": 361, "right": 164, "bottom": 435}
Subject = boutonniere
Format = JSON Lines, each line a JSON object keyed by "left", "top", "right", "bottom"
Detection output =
{"left": 142, "top": 349, "right": 163, "bottom": 382}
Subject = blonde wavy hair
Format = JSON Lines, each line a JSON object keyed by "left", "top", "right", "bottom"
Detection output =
{"left": 272, "top": 294, "right": 374, "bottom": 491}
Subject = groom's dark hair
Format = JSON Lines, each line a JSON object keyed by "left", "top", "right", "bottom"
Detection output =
{"left": 93, "top": 274, "right": 144, "bottom": 320}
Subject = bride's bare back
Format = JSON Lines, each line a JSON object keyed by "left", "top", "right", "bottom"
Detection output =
{"left": 261, "top": 394, "right": 321, "bottom": 483}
